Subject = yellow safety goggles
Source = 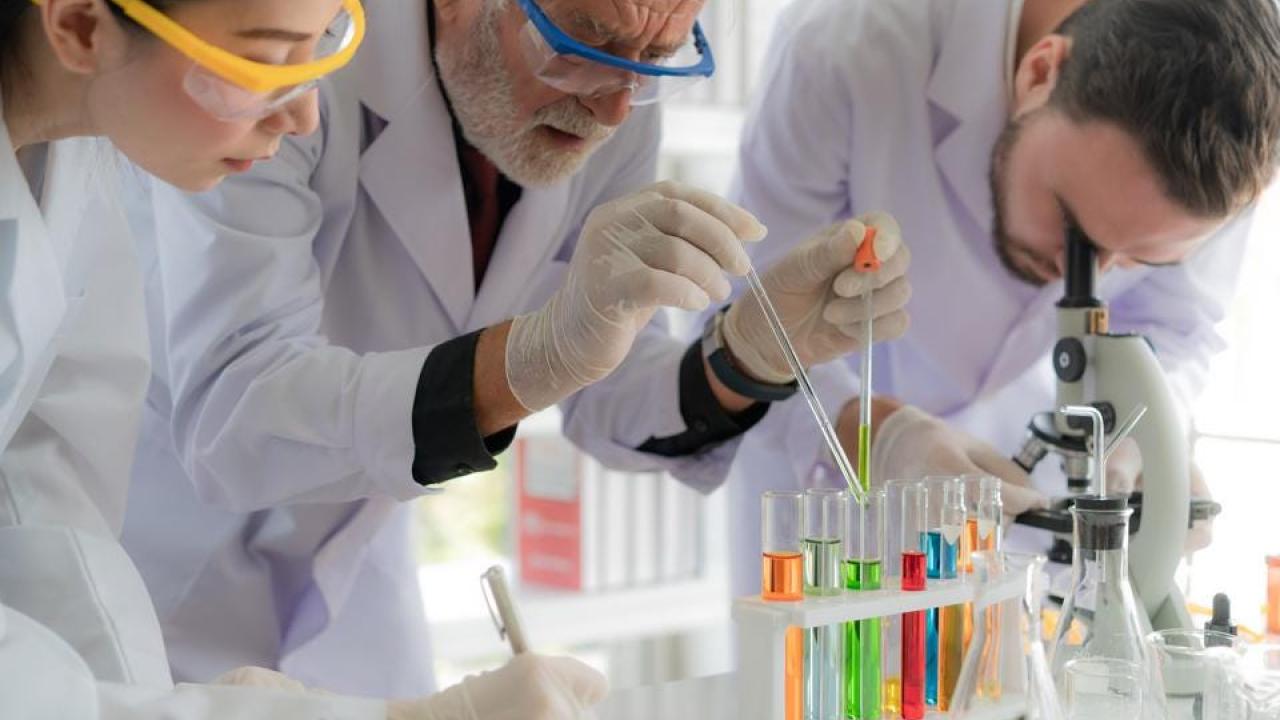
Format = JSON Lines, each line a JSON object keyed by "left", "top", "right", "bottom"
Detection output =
{"left": 37, "top": 0, "right": 366, "bottom": 120}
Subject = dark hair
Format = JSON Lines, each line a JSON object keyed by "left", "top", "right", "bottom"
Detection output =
{"left": 1051, "top": 0, "right": 1280, "bottom": 218}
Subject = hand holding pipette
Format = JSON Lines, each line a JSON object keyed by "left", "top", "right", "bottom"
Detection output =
{"left": 721, "top": 214, "right": 911, "bottom": 385}
{"left": 721, "top": 213, "right": 910, "bottom": 501}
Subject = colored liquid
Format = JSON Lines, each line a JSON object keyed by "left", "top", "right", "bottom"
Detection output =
{"left": 902, "top": 608, "right": 926, "bottom": 719}
{"left": 845, "top": 559, "right": 882, "bottom": 719}
{"left": 1268, "top": 556, "right": 1280, "bottom": 635}
{"left": 901, "top": 551, "right": 926, "bottom": 720}
{"left": 938, "top": 603, "right": 965, "bottom": 710}
{"left": 787, "top": 626, "right": 805, "bottom": 720}
{"left": 857, "top": 423, "right": 871, "bottom": 491}
{"left": 978, "top": 604, "right": 1003, "bottom": 700}
{"left": 763, "top": 552, "right": 806, "bottom": 720}
{"left": 881, "top": 676, "right": 901, "bottom": 717}
{"left": 925, "top": 532, "right": 941, "bottom": 706}
{"left": 764, "top": 551, "right": 805, "bottom": 601}
{"left": 961, "top": 518, "right": 979, "bottom": 573}
{"left": 806, "top": 539, "right": 843, "bottom": 719}
{"left": 805, "top": 538, "right": 843, "bottom": 596}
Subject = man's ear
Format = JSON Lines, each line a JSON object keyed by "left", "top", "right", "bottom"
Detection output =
{"left": 1011, "top": 34, "right": 1072, "bottom": 119}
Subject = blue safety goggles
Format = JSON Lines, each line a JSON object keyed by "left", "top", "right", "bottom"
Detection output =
{"left": 515, "top": 0, "right": 715, "bottom": 105}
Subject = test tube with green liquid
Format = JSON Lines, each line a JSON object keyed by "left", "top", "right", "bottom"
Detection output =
{"left": 844, "top": 489, "right": 885, "bottom": 719}
{"left": 805, "top": 488, "right": 846, "bottom": 720}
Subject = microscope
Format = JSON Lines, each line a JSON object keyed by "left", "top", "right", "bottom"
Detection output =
{"left": 1011, "top": 230, "right": 1219, "bottom": 632}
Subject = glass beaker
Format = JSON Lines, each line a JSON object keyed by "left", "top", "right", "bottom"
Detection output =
{"left": 1236, "top": 643, "right": 1280, "bottom": 719}
{"left": 1049, "top": 495, "right": 1164, "bottom": 719}
{"left": 1146, "top": 628, "right": 1246, "bottom": 720}
{"left": 1063, "top": 657, "right": 1145, "bottom": 718}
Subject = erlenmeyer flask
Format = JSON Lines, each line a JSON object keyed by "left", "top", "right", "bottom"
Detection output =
{"left": 1048, "top": 495, "right": 1164, "bottom": 719}
{"left": 949, "top": 552, "right": 1059, "bottom": 719}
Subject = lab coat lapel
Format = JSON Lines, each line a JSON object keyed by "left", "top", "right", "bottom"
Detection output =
{"left": 467, "top": 182, "right": 572, "bottom": 331}
{"left": 0, "top": 116, "right": 68, "bottom": 450}
{"left": 356, "top": 0, "right": 474, "bottom": 330}
{"left": 925, "top": 0, "right": 1014, "bottom": 237}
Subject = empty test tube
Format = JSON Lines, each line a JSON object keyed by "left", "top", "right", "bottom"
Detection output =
{"left": 900, "top": 482, "right": 927, "bottom": 720}
{"left": 845, "top": 489, "right": 885, "bottom": 719}
{"left": 805, "top": 489, "right": 846, "bottom": 720}
{"left": 763, "top": 491, "right": 806, "bottom": 720}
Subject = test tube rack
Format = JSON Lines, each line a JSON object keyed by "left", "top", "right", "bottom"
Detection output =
{"left": 733, "top": 554, "right": 1031, "bottom": 720}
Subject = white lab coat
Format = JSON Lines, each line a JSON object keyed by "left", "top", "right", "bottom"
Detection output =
{"left": 122, "top": 0, "right": 737, "bottom": 698}
{"left": 0, "top": 602, "right": 390, "bottom": 719}
{"left": 0, "top": 99, "right": 172, "bottom": 685}
{"left": 723, "top": 0, "right": 1249, "bottom": 596}
{"left": 0, "top": 102, "right": 388, "bottom": 719}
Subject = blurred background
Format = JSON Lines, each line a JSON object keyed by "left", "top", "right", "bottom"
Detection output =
{"left": 419, "top": 2, "right": 1280, "bottom": 690}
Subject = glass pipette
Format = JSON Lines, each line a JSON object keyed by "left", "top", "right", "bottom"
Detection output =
{"left": 745, "top": 264, "right": 866, "bottom": 505}
{"left": 853, "top": 228, "right": 881, "bottom": 496}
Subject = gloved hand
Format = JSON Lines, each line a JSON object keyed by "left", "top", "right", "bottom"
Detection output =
{"left": 506, "top": 181, "right": 766, "bottom": 412}
{"left": 213, "top": 666, "right": 310, "bottom": 692}
{"left": 871, "top": 405, "right": 1048, "bottom": 516}
{"left": 721, "top": 213, "right": 911, "bottom": 384}
{"left": 388, "top": 654, "right": 608, "bottom": 720}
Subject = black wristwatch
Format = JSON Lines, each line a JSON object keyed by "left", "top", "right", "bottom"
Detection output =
{"left": 701, "top": 307, "right": 799, "bottom": 403}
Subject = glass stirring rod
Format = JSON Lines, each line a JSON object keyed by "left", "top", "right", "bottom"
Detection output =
{"left": 743, "top": 225, "right": 878, "bottom": 506}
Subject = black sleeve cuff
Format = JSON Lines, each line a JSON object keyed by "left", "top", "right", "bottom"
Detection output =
{"left": 411, "top": 331, "right": 518, "bottom": 485}
{"left": 636, "top": 341, "right": 770, "bottom": 457}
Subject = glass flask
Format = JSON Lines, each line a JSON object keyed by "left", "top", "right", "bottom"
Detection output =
{"left": 1048, "top": 495, "right": 1165, "bottom": 719}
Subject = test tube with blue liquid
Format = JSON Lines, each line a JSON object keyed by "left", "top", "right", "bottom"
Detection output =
{"left": 922, "top": 476, "right": 951, "bottom": 706}
{"left": 805, "top": 488, "right": 846, "bottom": 720}
{"left": 844, "top": 488, "right": 885, "bottom": 719}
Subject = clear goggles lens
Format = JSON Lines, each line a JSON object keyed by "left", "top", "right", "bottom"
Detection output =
{"left": 182, "top": 8, "right": 356, "bottom": 121}
{"left": 517, "top": 17, "right": 710, "bottom": 106}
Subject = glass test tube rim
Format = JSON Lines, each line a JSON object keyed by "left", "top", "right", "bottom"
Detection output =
{"left": 763, "top": 490, "right": 805, "bottom": 554}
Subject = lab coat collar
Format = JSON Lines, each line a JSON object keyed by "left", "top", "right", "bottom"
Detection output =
{"left": 354, "top": 0, "right": 575, "bottom": 332}
{"left": 925, "top": 0, "right": 1019, "bottom": 236}
{"left": 356, "top": 0, "right": 476, "bottom": 330}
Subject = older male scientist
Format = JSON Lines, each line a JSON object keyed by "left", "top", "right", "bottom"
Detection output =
{"left": 723, "top": 0, "right": 1280, "bottom": 594}
{"left": 120, "top": 0, "right": 911, "bottom": 699}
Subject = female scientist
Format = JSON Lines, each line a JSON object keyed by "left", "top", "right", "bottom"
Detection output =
{"left": 0, "top": 0, "right": 603, "bottom": 717}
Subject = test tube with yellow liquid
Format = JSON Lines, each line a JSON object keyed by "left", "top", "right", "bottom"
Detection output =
{"left": 976, "top": 477, "right": 1004, "bottom": 699}
{"left": 937, "top": 478, "right": 965, "bottom": 711}
{"left": 763, "top": 491, "right": 806, "bottom": 720}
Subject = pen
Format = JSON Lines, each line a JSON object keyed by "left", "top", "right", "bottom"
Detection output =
{"left": 480, "top": 565, "right": 528, "bottom": 655}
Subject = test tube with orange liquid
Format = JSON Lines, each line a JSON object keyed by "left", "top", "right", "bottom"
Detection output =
{"left": 763, "top": 491, "right": 806, "bottom": 720}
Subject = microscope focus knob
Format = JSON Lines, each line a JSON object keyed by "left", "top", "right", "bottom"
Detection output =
{"left": 1053, "top": 338, "right": 1087, "bottom": 382}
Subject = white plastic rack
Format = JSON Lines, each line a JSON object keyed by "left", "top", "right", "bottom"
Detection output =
{"left": 733, "top": 554, "right": 1032, "bottom": 720}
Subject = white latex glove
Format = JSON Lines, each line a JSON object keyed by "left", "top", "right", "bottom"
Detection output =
{"left": 721, "top": 212, "right": 911, "bottom": 384}
{"left": 506, "top": 181, "right": 766, "bottom": 412}
{"left": 1105, "top": 437, "right": 1143, "bottom": 495}
{"left": 389, "top": 654, "right": 608, "bottom": 720}
{"left": 872, "top": 405, "right": 1048, "bottom": 516}
{"left": 213, "top": 666, "right": 311, "bottom": 693}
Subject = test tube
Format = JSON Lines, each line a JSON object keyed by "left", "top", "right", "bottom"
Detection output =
{"left": 900, "top": 482, "right": 927, "bottom": 720}
{"left": 763, "top": 491, "right": 806, "bottom": 720}
{"left": 844, "top": 489, "right": 885, "bottom": 719}
{"left": 1268, "top": 555, "right": 1280, "bottom": 636}
{"left": 976, "top": 477, "right": 1004, "bottom": 699}
{"left": 958, "top": 476, "right": 983, "bottom": 672}
{"left": 938, "top": 478, "right": 966, "bottom": 710}
{"left": 922, "top": 476, "right": 949, "bottom": 706}
{"left": 805, "top": 488, "right": 846, "bottom": 720}
{"left": 880, "top": 481, "right": 913, "bottom": 717}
